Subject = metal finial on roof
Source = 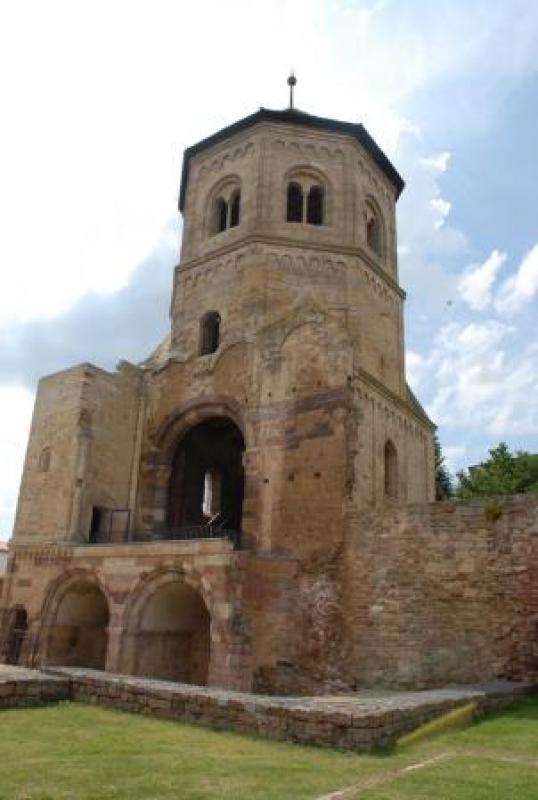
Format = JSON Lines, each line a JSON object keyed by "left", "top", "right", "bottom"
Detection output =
{"left": 287, "top": 71, "right": 297, "bottom": 110}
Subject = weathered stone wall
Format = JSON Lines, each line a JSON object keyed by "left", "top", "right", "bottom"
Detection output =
{"left": 180, "top": 121, "right": 398, "bottom": 280}
{"left": 13, "top": 366, "right": 87, "bottom": 542}
{"left": 339, "top": 495, "right": 538, "bottom": 689}
{"left": 45, "top": 667, "right": 532, "bottom": 753}
{"left": 0, "top": 667, "right": 69, "bottom": 708}
{"left": 0, "top": 539, "right": 253, "bottom": 691}
{"left": 75, "top": 362, "right": 142, "bottom": 540}
{"left": 13, "top": 363, "right": 142, "bottom": 545}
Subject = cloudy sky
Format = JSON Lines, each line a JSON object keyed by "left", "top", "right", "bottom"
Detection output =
{"left": 1, "top": 0, "right": 537, "bottom": 539}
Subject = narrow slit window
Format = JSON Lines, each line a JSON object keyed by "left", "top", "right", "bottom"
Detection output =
{"left": 384, "top": 440, "right": 398, "bottom": 498}
{"left": 38, "top": 446, "right": 51, "bottom": 472}
{"left": 230, "top": 190, "right": 240, "bottom": 227}
{"left": 366, "top": 206, "right": 383, "bottom": 256}
{"left": 215, "top": 198, "right": 228, "bottom": 233}
{"left": 286, "top": 182, "right": 303, "bottom": 222}
{"left": 307, "top": 185, "right": 323, "bottom": 225}
{"left": 200, "top": 312, "right": 220, "bottom": 356}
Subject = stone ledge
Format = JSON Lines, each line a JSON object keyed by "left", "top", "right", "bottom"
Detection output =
{"left": 0, "top": 665, "right": 70, "bottom": 708}
{"left": 40, "top": 667, "right": 535, "bottom": 753}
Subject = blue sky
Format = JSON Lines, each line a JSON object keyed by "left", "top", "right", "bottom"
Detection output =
{"left": 1, "top": 0, "right": 537, "bottom": 538}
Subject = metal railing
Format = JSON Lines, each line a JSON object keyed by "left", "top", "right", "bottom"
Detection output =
{"left": 87, "top": 525, "right": 241, "bottom": 549}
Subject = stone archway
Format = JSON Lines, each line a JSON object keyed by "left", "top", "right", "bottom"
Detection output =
{"left": 3, "top": 606, "right": 28, "bottom": 665}
{"left": 122, "top": 574, "right": 211, "bottom": 684}
{"left": 43, "top": 575, "right": 110, "bottom": 669}
{"left": 167, "top": 416, "right": 245, "bottom": 533}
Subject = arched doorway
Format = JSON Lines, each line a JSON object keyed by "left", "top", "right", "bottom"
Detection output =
{"left": 129, "top": 579, "right": 210, "bottom": 684}
{"left": 45, "top": 578, "right": 109, "bottom": 669}
{"left": 4, "top": 606, "right": 28, "bottom": 665}
{"left": 167, "top": 417, "right": 245, "bottom": 533}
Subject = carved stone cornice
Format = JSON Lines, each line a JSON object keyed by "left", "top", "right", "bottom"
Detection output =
{"left": 176, "top": 234, "right": 405, "bottom": 299}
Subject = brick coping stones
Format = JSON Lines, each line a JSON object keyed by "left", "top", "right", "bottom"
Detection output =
{"left": 29, "top": 667, "right": 533, "bottom": 752}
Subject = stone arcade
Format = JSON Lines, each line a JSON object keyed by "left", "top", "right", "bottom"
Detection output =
{"left": 2, "top": 100, "right": 537, "bottom": 693}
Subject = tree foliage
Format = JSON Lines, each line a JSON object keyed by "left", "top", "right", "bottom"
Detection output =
{"left": 455, "top": 442, "right": 538, "bottom": 498}
{"left": 434, "top": 433, "right": 453, "bottom": 500}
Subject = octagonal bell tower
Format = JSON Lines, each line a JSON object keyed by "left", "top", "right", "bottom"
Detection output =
{"left": 137, "top": 98, "right": 435, "bottom": 557}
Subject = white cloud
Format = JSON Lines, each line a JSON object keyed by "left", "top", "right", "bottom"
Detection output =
{"left": 458, "top": 249, "right": 506, "bottom": 310}
{"left": 0, "top": 386, "right": 34, "bottom": 540}
{"left": 419, "top": 152, "right": 451, "bottom": 172}
{"left": 410, "top": 321, "right": 538, "bottom": 436}
{"left": 495, "top": 244, "right": 538, "bottom": 314}
{"left": 431, "top": 197, "right": 451, "bottom": 229}
{"left": 405, "top": 351, "right": 423, "bottom": 387}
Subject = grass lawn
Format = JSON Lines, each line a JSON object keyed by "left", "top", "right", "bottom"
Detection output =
{"left": 0, "top": 696, "right": 537, "bottom": 800}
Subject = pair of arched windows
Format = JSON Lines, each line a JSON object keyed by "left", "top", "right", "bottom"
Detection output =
{"left": 286, "top": 183, "right": 324, "bottom": 225}
{"left": 199, "top": 311, "right": 220, "bottom": 356}
{"left": 213, "top": 190, "right": 240, "bottom": 234}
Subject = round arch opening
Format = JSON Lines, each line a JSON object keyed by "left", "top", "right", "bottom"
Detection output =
{"left": 3, "top": 606, "right": 28, "bottom": 665}
{"left": 128, "top": 580, "right": 211, "bottom": 685}
{"left": 167, "top": 416, "right": 245, "bottom": 533}
{"left": 45, "top": 579, "right": 109, "bottom": 669}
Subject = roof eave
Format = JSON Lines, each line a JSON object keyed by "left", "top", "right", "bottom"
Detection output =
{"left": 178, "top": 108, "right": 404, "bottom": 211}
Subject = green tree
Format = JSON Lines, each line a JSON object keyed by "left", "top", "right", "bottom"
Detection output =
{"left": 434, "top": 433, "right": 453, "bottom": 500}
{"left": 456, "top": 442, "right": 538, "bottom": 498}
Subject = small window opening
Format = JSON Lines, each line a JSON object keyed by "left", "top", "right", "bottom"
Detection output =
{"left": 38, "top": 446, "right": 51, "bottom": 472}
{"left": 307, "top": 185, "right": 323, "bottom": 225}
{"left": 286, "top": 182, "right": 303, "bottom": 222}
{"left": 215, "top": 198, "right": 228, "bottom": 233}
{"left": 89, "top": 506, "right": 108, "bottom": 544}
{"left": 366, "top": 208, "right": 383, "bottom": 256}
{"left": 230, "top": 190, "right": 240, "bottom": 228}
{"left": 384, "top": 440, "right": 398, "bottom": 498}
{"left": 202, "top": 469, "right": 222, "bottom": 520}
{"left": 199, "top": 311, "right": 220, "bottom": 356}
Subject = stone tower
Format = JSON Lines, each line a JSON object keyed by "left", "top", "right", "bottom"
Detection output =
{"left": 1, "top": 102, "right": 435, "bottom": 692}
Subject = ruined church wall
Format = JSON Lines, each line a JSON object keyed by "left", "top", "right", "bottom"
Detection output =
{"left": 75, "top": 364, "right": 142, "bottom": 539}
{"left": 13, "top": 367, "right": 87, "bottom": 542}
{"left": 12, "top": 363, "right": 142, "bottom": 546}
{"left": 352, "top": 379, "right": 434, "bottom": 508}
{"left": 340, "top": 495, "right": 538, "bottom": 688}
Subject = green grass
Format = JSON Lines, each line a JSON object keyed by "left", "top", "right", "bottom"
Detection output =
{"left": 0, "top": 703, "right": 388, "bottom": 800}
{"left": 0, "top": 696, "right": 537, "bottom": 800}
{"left": 358, "top": 757, "right": 538, "bottom": 800}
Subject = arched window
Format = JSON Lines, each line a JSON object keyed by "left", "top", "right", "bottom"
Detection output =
{"left": 286, "top": 182, "right": 303, "bottom": 222}
{"left": 384, "top": 440, "right": 398, "bottom": 498}
{"left": 208, "top": 179, "right": 241, "bottom": 237}
{"left": 307, "top": 185, "right": 323, "bottom": 225}
{"left": 366, "top": 203, "right": 383, "bottom": 256}
{"left": 202, "top": 468, "right": 222, "bottom": 520}
{"left": 229, "top": 190, "right": 240, "bottom": 228}
{"left": 38, "top": 446, "right": 51, "bottom": 472}
{"left": 199, "top": 312, "right": 220, "bottom": 356}
{"left": 215, "top": 198, "right": 228, "bottom": 233}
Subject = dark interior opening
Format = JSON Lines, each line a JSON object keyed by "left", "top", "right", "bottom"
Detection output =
{"left": 367, "top": 214, "right": 382, "bottom": 255}
{"left": 286, "top": 182, "right": 303, "bottom": 222}
{"left": 230, "top": 191, "right": 240, "bottom": 227}
{"left": 216, "top": 197, "right": 228, "bottom": 232}
{"left": 5, "top": 607, "right": 28, "bottom": 665}
{"left": 199, "top": 312, "right": 220, "bottom": 356}
{"left": 89, "top": 506, "right": 104, "bottom": 543}
{"left": 307, "top": 185, "right": 323, "bottom": 225}
{"left": 167, "top": 417, "right": 245, "bottom": 532}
